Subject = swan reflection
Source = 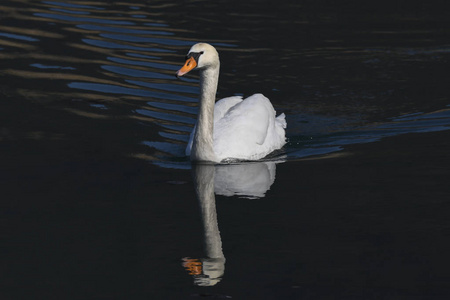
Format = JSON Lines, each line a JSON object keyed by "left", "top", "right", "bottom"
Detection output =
{"left": 182, "top": 161, "right": 279, "bottom": 286}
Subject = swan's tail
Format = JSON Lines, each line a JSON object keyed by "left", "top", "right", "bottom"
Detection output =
{"left": 276, "top": 113, "right": 287, "bottom": 128}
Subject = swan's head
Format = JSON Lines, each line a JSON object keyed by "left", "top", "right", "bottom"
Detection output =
{"left": 176, "top": 43, "right": 219, "bottom": 77}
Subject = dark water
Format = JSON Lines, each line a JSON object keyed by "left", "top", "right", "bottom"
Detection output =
{"left": 1, "top": 1, "right": 450, "bottom": 299}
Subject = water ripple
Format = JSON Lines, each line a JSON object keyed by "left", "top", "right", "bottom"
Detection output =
{"left": 77, "top": 24, "right": 173, "bottom": 36}
{"left": 43, "top": 1, "right": 104, "bottom": 10}
{"left": 107, "top": 57, "right": 178, "bottom": 69}
{"left": 2, "top": 0, "right": 448, "bottom": 169}
{"left": 81, "top": 39, "right": 168, "bottom": 52}
{"left": 101, "top": 65, "right": 173, "bottom": 80}
{"left": 68, "top": 82, "right": 150, "bottom": 97}
{"left": 100, "top": 34, "right": 195, "bottom": 46}
{"left": 136, "top": 109, "right": 195, "bottom": 125}
{"left": 50, "top": 8, "right": 91, "bottom": 15}
{"left": 126, "top": 80, "right": 196, "bottom": 102}
{"left": 0, "top": 32, "right": 39, "bottom": 42}
{"left": 287, "top": 108, "right": 450, "bottom": 160}
{"left": 31, "top": 63, "right": 75, "bottom": 70}
{"left": 34, "top": 13, "right": 134, "bottom": 25}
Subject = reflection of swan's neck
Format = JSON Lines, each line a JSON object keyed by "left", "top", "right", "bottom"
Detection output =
{"left": 191, "top": 65, "right": 220, "bottom": 162}
{"left": 188, "top": 164, "right": 225, "bottom": 286}
{"left": 194, "top": 164, "right": 224, "bottom": 259}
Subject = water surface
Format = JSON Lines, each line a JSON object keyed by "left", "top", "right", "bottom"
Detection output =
{"left": 1, "top": 1, "right": 450, "bottom": 299}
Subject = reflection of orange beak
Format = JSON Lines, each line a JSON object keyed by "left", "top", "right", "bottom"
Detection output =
{"left": 176, "top": 57, "right": 197, "bottom": 77}
{"left": 182, "top": 257, "right": 203, "bottom": 275}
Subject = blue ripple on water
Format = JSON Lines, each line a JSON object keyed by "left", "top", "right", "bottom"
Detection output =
{"left": 34, "top": 13, "right": 133, "bottom": 25}
{"left": 100, "top": 34, "right": 193, "bottom": 46}
{"left": 286, "top": 146, "right": 343, "bottom": 159}
{"left": 392, "top": 109, "right": 450, "bottom": 121}
{"left": 0, "top": 32, "right": 39, "bottom": 42}
{"left": 141, "top": 141, "right": 186, "bottom": 157}
{"left": 68, "top": 82, "right": 149, "bottom": 97}
{"left": 68, "top": 82, "right": 195, "bottom": 102}
{"left": 82, "top": 39, "right": 173, "bottom": 52}
{"left": 127, "top": 80, "right": 198, "bottom": 94}
{"left": 136, "top": 109, "right": 195, "bottom": 124}
{"left": 125, "top": 53, "right": 159, "bottom": 60}
{"left": 31, "top": 63, "right": 75, "bottom": 70}
{"left": 144, "top": 23, "right": 169, "bottom": 27}
{"left": 107, "top": 57, "right": 178, "bottom": 70}
{"left": 159, "top": 131, "right": 190, "bottom": 142}
{"left": 101, "top": 65, "right": 174, "bottom": 80}
{"left": 286, "top": 108, "right": 450, "bottom": 160}
{"left": 43, "top": 1, "right": 104, "bottom": 10}
{"left": 77, "top": 24, "right": 173, "bottom": 36}
{"left": 50, "top": 8, "right": 91, "bottom": 15}
{"left": 147, "top": 102, "right": 198, "bottom": 115}
{"left": 159, "top": 124, "right": 193, "bottom": 133}
{"left": 126, "top": 81, "right": 196, "bottom": 102}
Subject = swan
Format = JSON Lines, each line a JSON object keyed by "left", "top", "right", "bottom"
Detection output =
{"left": 176, "top": 43, "right": 287, "bottom": 162}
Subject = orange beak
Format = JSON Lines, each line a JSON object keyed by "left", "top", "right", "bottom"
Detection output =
{"left": 176, "top": 57, "right": 197, "bottom": 77}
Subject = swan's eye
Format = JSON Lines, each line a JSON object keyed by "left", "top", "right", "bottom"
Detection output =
{"left": 200, "top": 51, "right": 204, "bottom": 55}
{"left": 187, "top": 52, "right": 202, "bottom": 64}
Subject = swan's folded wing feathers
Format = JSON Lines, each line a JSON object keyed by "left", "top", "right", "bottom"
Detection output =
{"left": 214, "top": 94, "right": 271, "bottom": 158}
{"left": 214, "top": 96, "right": 243, "bottom": 122}
{"left": 240, "top": 94, "right": 271, "bottom": 145}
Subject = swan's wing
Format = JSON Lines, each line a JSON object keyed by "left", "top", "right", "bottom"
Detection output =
{"left": 214, "top": 94, "right": 273, "bottom": 158}
{"left": 186, "top": 96, "right": 243, "bottom": 156}
{"left": 214, "top": 96, "right": 243, "bottom": 122}
{"left": 216, "top": 94, "right": 271, "bottom": 145}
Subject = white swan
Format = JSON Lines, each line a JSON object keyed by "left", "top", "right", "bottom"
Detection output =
{"left": 176, "top": 43, "right": 287, "bottom": 162}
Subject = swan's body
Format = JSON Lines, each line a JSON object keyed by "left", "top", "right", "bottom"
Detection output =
{"left": 186, "top": 94, "right": 286, "bottom": 161}
{"left": 176, "top": 43, "right": 286, "bottom": 162}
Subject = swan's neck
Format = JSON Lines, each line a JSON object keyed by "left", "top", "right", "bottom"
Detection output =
{"left": 191, "top": 65, "right": 220, "bottom": 162}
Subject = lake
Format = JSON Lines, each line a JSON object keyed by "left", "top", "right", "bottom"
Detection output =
{"left": 1, "top": 1, "right": 450, "bottom": 299}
